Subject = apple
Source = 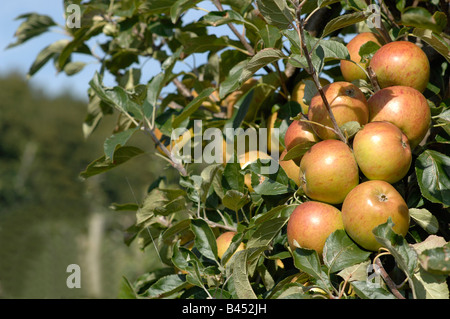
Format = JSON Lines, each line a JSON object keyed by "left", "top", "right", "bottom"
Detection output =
{"left": 238, "top": 150, "right": 273, "bottom": 192}
{"left": 216, "top": 231, "right": 245, "bottom": 260}
{"left": 341, "top": 180, "right": 410, "bottom": 251}
{"left": 308, "top": 82, "right": 369, "bottom": 140}
{"left": 369, "top": 41, "right": 430, "bottom": 93}
{"left": 279, "top": 149, "right": 301, "bottom": 186}
{"left": 368, "top": 86, "right": 431, "bottom": 149}
{"left": 154, "top": 127, "right": 193, "bottom": 156}
{"left": 267, "top": 111, "right": 285, "bottom": 154}
{"left": 353, "top": 121, "right": 412, "bottom": 184}
{"left": 291, "top": 77, "right": 330, "bottom": 115}
{"left": 287, "top": 201, "right": 344, "bottom": 256}
{"left": 284, "top": 120, "right": 320, "bottom": 164}
{"left": 299, "top": 139, "right": 359, "bottom": 204}
{"left": 340, "top": 32, "right": 383, "bottom": 82}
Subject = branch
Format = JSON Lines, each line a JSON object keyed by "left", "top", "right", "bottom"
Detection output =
{"left": 294, "top": 8, "right": 347, "bottom": 144}
{"left": 367, "top": 65, "right": 381, "bottom": 92}
{"left": 142, "top": 126, "right": 188, "bottom": 177}
{"left": 212, "top": 0, "right": 255, "bottom": 56}
{"left": 375, "top": 258, "right": 406, "bottom": 299}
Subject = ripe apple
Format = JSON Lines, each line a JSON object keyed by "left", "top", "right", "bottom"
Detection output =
{"left": 284, "top": 120, "right": 320, "bottom": 164}
{"left": 287, "top": 201, "right": 344, "bottom": 256}
{"left": 216, "top": 231, "right": 245, "bottom": 260}
{"left": 341, "top": 180, "right": 410, "bottom": 251}
{"left": 238, "top": 150, "right": 273, "bottom": 192}
{"left": 353, "top": 121, "right": 412, "bottom": 184}
{"left": 279, "top": 149, "right": 301, "bottom": 186}
{"left": 308, "top": 82, "right": 369, "bottom": 140}
{"left": 267, "top": 111, "right": 285, "bottom": 154}
{"left": 368, "top": 86, "right": 431, "bottom": 149}
{"left": 291, "top": 77, "right": 330, "bottom": 115}
{"left": 299, "top": 139, "right": 359, "bottom": 204}
{"left": 340, "top": 32, "right": 383, "bottom": 82}
{"left": 369, "top": 41, "right": 430, "bottom": 92}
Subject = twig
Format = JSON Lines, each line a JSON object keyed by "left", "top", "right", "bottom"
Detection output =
{"left": 173, "top": 78, "right": 193, "bottom": 99}
{"left": 212, "top": 0, "right": 255, "bottom": 56}
{"left": 367, "top": 65, "right": 381, "bottom": 92}
{"left": 294, "top": 7, "right": 347, "bottom": 144}
{"left": 375, "top": 258, "right": 406, "bottom": 299}
{"left": 141, "top": 126, "right": 188, "bottom": 176}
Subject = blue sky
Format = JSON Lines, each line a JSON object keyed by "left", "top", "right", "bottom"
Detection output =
{"left": 0, "top": 1, "right": 224, "bottom": 101}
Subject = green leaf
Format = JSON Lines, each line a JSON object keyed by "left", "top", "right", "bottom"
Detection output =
{"left": 104, "top": 127, "right": 138, "bottom": 160}
{"left": 232, "top": 249, "right": 258, "bottom": 299}
{"left": 412, "top": 267, "right": 450, "bottom": 299}
{"left": 246, "top": 217, "right": 289, "bottom": 249}
{"left": 412, "top": 28, "right": 450, "bottom": 63}
{"left": 118, "top": 276, "right": 138, "bottom": 299}
{"left": 239, "top": 48, "right": 286, "bottom": 85}
{"left": 170, "top": 0, "right": 201, "bottom": 23}
{"left": 190, "top": 219, "right": 218, "bottom": 261}
{"left": 27, "top": 40, "right": 69, "bottom": 77}
{"left": 145, "top": 274, "right": 189, "bottom": 298}
{"left": 322, "top": 230, "right": 371, "bottom": 274}
{"left": 222, "top": 190, "right": 249, "bottom": 212}
{"left": 219, "top": 60, "right": 249, "bottom": 99}
{"left": 419, "top": 244, "right": 450, "bottom": 275}
{"left": 79, "top": 146, "right": 144, "bottom": 179}
{"left": 282, "top": 140, "right": 316, "bottom": 161}
{"left": 256, "top": 0, "right": 295, "bottom": 30}
{"left": 321, "top": 11, "right": 368, "bottom": 38}
{"left": 301, "top": 0, "right": 341, "bottom": 15}
{"left": 415, "top": 150, "right": 450, "bottom": 207}
{"left": 409, "top": 208, "right": 439, "bottom": 234}
{"left": 337, "top": 260, "right": 372, "bottom": 283}
{"left": 402, "top": 7, "right": 447, "bottom": 34}
{"left": 340, "top": 121, "right": 362, "bottom": 139}
{"left": 291, "top": 248, "right": 332, "bottom": 292}
{"left": 247, "top": 159, "right": 293, "bottom": 195}
{"left": 7, "top": 13, "right": 56, "bottom": 48}
{"left": 350, "top": 281, "right": 397, "bottom": 299}
{"left": 259, "top": 24, "right": 282, "bottom": 48}
{"left": 172, "top": 87, "right": 215, "bottom": 128}
{"left": 136, "top": 188, "right": 186, "bottom": 224}
{"left": 358, "top": 40, "right": 381, "bottom": 63}
{"left": 372, "top": 218, "right": 418, "bottom": 277}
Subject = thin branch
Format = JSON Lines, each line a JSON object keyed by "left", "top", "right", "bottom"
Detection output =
{"left": 294, "top": 8, "right": 347, "bottom": 144}
{"left": 141, "top": 126, "right": 188, "bottom": 176}
{"left": 375, "top": 258, "right": 406, "bottom": 299}
{"left": 367, "top": 65, "right": 381, "bottom": 92}
{"left": 173, "top": 78, "right": 193, "bottom": 99}
{"left": 212, "top": 0, "right": 255, "bottom": 56}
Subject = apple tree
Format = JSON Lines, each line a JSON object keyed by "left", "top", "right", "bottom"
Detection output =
{"left": 10, "top": 0, "right": 450, "bottom": 299}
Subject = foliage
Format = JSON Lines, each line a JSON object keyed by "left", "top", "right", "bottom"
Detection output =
{"left": 9, "top": 0, "right": 450, "bottom": 299}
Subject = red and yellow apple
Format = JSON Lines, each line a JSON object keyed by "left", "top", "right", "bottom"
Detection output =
{"left": 216, "top": 231, "right": 245, "bottom": 260}
{"left": 369, "top": 41, "right": 430, "bottom": 93}
{"left": 287, "top": 201, "right": 344, "bottom": 256}
{"left": 368, "top": 85, "right": 431, "bottom": 149}
{"left": 341, "top": 180, "right": 410, "bottom": 251}
{"left": 340, "top": 32, "right": 383, "bottom": 82}
{"left": 308, "top": 82, "right": 369, "bottom": 140}
{"left": 284, "top": 120, "right": 320, "bottom": 164}
{"left": 353, "top": 121, "right": 412, "bottom": 184}
{"left": 299, "top": 139, "right": 359, "bottom": 204}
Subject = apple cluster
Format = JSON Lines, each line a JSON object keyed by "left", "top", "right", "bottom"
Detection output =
{"left": 285, "top": 33, "right": 431, "bottom": 254}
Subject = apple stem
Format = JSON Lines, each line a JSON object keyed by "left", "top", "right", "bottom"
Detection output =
{"left": 367, "top": 66, "right": 381, "bottom": 92}
{"left": 294, "top": 7, "right": 348, "bottom": 144}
